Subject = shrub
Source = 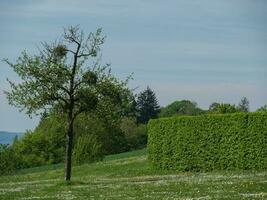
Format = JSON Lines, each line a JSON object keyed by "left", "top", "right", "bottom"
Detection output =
{"left": 12, "top": 115, "right": 66, "bottom": 168}
{"left": 120, "top": 117, "right": 147, "bottom": 150}
{"left": 148, "top": 113, "right": 267, "bottom": 171}
{"left": 0, "top": 144, "right": 19, "bottom": 175}
{"left": 73, "top": 134, "right": 103, "bottom": 165}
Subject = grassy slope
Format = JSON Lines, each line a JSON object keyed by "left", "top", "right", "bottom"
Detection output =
{"left": 0, "top": 148, "right": 266, "bottom": 200}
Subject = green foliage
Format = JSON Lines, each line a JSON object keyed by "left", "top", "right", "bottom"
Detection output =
{"left": 73, "top": 113, "right": 126, "bottom": 155}
{"left": 160, "top": 100, "right": 204, "bottom": 117}
{"left": 148, "top": 113, "right": 267, "bottom": 171}
{"left": 4, "top": 26, "right": 133, "bottom": 180}
{"left": 208, "top": 102, "right": 238, "bottom": 114}
{"left": 120, "top": 117, "right": 147, "bottom": 150}
{"left": 73, "top": 134, "right": 103, "bottom": 165}
{"left": 0, "top": 110, "right": 145, "bottom": 174}
{"left": 52, "top": 44, "right": 67, "bottom": 60}
{"left": 4, "top": 26, "right": 109, "bottom": 117}
{"left": 208, "top": 98, "right": 250, "bottom": 114}
{"left": 136, "top": 87, "right": 160, "bottom": 124}
{"left": 0, "top": 144, "right": 20, "bottom": 175}
{"left": 256, "top": 105, "right": 267, "bottom": 113}
{"left": 0, "top": 114, "right": 89, "bottom": 173}
{"left": 11, "top": 115, "right": 66, "bottom": 169}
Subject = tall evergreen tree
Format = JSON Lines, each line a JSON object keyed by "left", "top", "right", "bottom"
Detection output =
{"left": 237, "top": 97, "right": 250, "bottom": 112}
{"left": 136, "top": 87, "right": 160, "bottom": 124}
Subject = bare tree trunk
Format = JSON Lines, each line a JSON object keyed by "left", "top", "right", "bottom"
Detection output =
{"left": 64, "top": 34, "right": 79, "bottom": 181}
{"left": 65, "top": 113, "right": 73, "bottom": 181}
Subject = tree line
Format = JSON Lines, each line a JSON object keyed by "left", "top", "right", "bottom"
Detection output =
{"left": 0, "top": 85, "right": 158, "bottom": 176}
{"left": 1, "top": 84, "right": 266, "bottom": 176}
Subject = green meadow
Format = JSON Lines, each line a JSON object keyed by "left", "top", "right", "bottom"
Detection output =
{"left": 0, "top": 149, "right": 266, "bottom": 200}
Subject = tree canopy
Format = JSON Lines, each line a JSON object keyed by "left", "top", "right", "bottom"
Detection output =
{"left": 208, "top": 103, "right": 238, "bottom": 114}
{"left": 160, "top": 100, "right": 204, "bottom": 117}
{"left": 136, "top": 87, "right": 160, "bottom": 124}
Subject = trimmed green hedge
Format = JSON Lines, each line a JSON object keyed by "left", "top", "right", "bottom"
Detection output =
{"left": 148, "top": 113, "right": 267, "bottom": 171}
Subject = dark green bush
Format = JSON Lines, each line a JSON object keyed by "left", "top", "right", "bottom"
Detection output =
{"left": 11, "top": 115, "right": 66, "bottom": 169}
{"left": 0, "top": 144, "right": 20, "bottom": 175}
{"left": 120, "top": 117, "right": 147, "bottom": 150}
{"left": 148, "top": 113, "right": 267, "bottom": 171}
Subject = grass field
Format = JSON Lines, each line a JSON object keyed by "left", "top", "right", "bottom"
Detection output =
{"left": 0, "top": 148, "right": 266, "bottom": 200}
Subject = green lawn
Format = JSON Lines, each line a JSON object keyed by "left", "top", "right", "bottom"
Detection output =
{"left": 0, "top": 148, "right": 266, "bottom": 200}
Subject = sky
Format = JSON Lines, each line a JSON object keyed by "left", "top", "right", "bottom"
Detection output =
{"left": 0, "top": 0, "right": 266, "bottom": 132}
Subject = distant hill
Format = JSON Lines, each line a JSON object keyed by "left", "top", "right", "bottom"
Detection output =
{"left": 0, "top": 131, "right": 24, "bottom": 145}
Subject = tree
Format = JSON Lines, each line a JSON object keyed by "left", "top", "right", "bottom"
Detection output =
{"left": 4, "top": 26, "right": 129, "bottom": 181}
{"left": 237, "top": 97, "right": 250, "bottom": 112}
{"left": 209, "top": 102, "right": 220, "bottom": 111}
{"left": 256, "top": 105, "right": 267, "bottom": 112}
{"left": 136, "top": 87, "right": 160, "bottom": 124}
{"left": 208, "top": 103, "right": 237, "bottom": 114}
{"left": 160, "top": 100, "right": 204, "bottom": 117}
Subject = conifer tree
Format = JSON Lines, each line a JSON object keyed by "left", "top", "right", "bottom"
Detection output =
{"left": 136, "top": 87, "right": 160, "bottom": 124}
{"left": 237, "top": 97, "right": 250, "bottom": 112}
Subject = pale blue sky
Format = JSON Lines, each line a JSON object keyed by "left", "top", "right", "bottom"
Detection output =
{"left": 0, "top": 0, "right": 266, "bottom": 132}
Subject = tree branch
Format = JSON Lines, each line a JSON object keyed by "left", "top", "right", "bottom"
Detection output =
{"left": 77, "top": 52, "right": 93, "bottom": 58}
{"left": 66, "top": 49, "right": 76, "bottom": 55}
